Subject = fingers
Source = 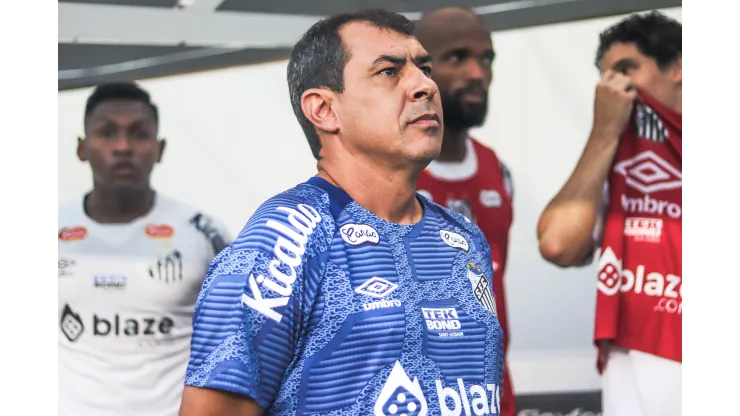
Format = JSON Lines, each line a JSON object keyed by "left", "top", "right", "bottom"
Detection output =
{"left": 612, "top": 74, "right": 633, "bottom": 92}
{"left": 601, "top": 69, "right": 617, "bottom": 82}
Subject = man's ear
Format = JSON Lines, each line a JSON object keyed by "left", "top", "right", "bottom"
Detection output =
{"left": 671, "top": 56, "right": 682, "bottom": 84}
{"left": 301, "top": 88, "right": 339, "bottom": 135}
{"left": 157, "top": 138, "right": 166, "bottom": 163}
{"left": 76, "top": 137, "right": 87, "bottom": 162}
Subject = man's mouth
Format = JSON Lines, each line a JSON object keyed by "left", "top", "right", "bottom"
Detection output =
{"left": 111, "top": 162, "right": 136, "bottom": 175}
{"left": 409, "top": 112, "right": 441, "bottom": 127}
{"left": 460, "top": 89, "right": 486, "bottom": 104}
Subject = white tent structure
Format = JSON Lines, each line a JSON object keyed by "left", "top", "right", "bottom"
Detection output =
{"left": 58, "top": 2, "right": 682, "bottom": 414}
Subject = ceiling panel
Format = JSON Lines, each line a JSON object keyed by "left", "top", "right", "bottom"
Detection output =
{"left": 59, "top": 44, "right": 292, "bottom": 90}
{"left": 217, "top": 0, "right": 505, "bottom": 15}
{"left": 59, "top": 0, "right": 681, "bottom": 91}
{"left": 59, "top": 0, "right": 179, "bottom": 7}
{"left": 60, "top": 43, "right": 208, "bottom": 71}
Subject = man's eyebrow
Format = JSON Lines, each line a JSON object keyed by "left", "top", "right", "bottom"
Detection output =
{"left": 414, "top": 54, "right": 432, "bottom": 66}
{"left": 369, "top": 54, "right": 432, "bottom": 70}
{"left": 611, "top": 58, "right": 638, "bottom": 73}
{"left": 370, "top": 54, "right": 406, "bottom": 70}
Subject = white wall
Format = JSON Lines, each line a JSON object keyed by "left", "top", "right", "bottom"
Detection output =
{"left": 58, "top": 6, "right": 682, "bottom": 394}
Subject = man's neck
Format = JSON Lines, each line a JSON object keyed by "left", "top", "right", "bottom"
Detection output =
{"left": 674, "top": 89, "right": 682, "bottom": 114}
{"left": 317, "top": 152, "right": 423, "bottom": 225}
{"left": 85, "top": 186, "right": 155, "bottom": 224}
{"left": 437, "top": 127, "right": 468, "bottom": 162}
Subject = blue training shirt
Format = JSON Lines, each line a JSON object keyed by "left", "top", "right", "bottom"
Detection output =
{"left": 185, "top": 177, "right": 504, "bottom": 416}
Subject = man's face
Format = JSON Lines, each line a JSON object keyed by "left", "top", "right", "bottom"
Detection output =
{"left": 600, "top": 42, "right": 682, "bottom": 109}
{"left": 333, "top": 22, "right": 443, "bottom": 167}
{"left": 78, "top": 100, "right": 164, "bottom": 192}
{"left": 425, "top": 26, "right": 494, "bottom": 129}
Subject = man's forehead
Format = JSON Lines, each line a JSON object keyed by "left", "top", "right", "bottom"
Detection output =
{"left": 89, "top": 100, "right": 153, "bottom": 122}
{"left": 416, "top": 8, "right": 491, "bottom": 51}
{"left": 340, "top": 22, "right": 426, "bottom": 59}
{"left": 601, "top": 43, "right": 644, "bottom": 66}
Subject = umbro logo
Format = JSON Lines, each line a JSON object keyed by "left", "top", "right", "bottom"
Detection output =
{"left": 356, "top": 277, "right": 398, "bottom": 299}
{"left": 613, "top": 151, "right": 681, "bottom": 194}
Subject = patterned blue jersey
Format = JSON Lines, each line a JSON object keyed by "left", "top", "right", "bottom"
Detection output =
{"left": 185, "top": 177, "right": 504, "bottom": 415}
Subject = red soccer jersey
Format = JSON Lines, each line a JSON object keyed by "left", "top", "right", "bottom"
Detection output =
{"left": 594, "top": 91, "right": 682, "bottom": 368}
{"left": 417, "top": 137, "right": 516, "bottom": 415}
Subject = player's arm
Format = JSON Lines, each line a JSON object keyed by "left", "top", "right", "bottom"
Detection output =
{"left": 180, "top": 387, "right": 262, "bottom": 416}
{"left": 537, "top": 70, "right": 636, "bottom": 267}
{"left": 179, "top": 199, "right": 325, "bottom": 415}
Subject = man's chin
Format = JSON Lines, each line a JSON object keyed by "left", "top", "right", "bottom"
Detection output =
{"left": 105, "top": 180, "right": 149, "bottom": 193}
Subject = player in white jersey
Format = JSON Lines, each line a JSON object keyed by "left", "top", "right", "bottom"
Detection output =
{"left": 58, "top": 82, "right": 231, "bottom": 416}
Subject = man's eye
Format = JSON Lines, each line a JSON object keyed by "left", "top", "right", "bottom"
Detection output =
{"left": 133, "top": 130, "right": 152, "bottom": 140}
{"left": 380, "top": 68, "right": 397, "bottom": 77}
{"left": 421, "top": 66, "right": 432, "bottom": 76}
{"left": 447, "top": 52, "right": 464, "bottom": 64}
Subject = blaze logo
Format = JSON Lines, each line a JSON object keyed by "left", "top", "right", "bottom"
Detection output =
{"left": 59, "top": 226, "right": 87, "bottom": 242}
{"left": 596, "top": 247, "right": 622, "bottom": 296}
{"left": 374, "top": 361, "right": 428, "bottom": 416}
{"left": 146, "top": 224, "right": 174, "bottom": 238}
{"left": 60, "top": 304, "right": 84, "bottom": 342}
{"left": 436, "top": 379, "right": 501, "bottom": 416}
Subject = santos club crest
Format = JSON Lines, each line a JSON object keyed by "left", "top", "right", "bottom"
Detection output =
{"left": 467, "top": 262, "right": 497, "bottom": 315}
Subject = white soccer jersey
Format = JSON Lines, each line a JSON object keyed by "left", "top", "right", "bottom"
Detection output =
{"left": 58, "top": 193, "right": 231, "bottom": 416}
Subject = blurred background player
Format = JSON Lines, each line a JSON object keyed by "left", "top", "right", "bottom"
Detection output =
{"left": 415, "top": 7, "right": 517, "bottom": 415}
{"left": 58, "top": 82, "right": 231, "bottom": 416}
{"left": 179, "top": 9, "right": 505, "bottom": 416}
{"left": 537, "top": 11, "right": 681, "bottom": 416}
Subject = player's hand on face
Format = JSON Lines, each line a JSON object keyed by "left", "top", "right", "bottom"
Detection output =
{"left": 592, "top": 69, "right": 638, "bottom": 139}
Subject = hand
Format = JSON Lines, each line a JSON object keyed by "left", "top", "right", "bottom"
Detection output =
{"left": 596, "top": 339, "right": 611, "bottom": 370}
{"left": 591, "top": 70, "right": 638, "bottom": 139}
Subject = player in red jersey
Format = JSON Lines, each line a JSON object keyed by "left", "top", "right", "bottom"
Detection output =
{"left": 537, "top": 11, "right": 681, "bottom": 416}
{"left": 415, "top": 8, "right": 517, "bottom": 416}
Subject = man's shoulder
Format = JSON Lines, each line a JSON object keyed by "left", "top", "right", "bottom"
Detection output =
{"left": 469, "top": 137, "right": 514, "bottom": 199}
{"left": 229, "top": 182, "right": 335, "bottom": 257}
{"left": 151, "top": 193, "right": 231, "bottom": 247}
{"left": 58, "top": 195, "right": 85, "bottom": 223}
{"left": 469, "top": 137, "right": 510, "bottom": 170}
{"left": 424, "top": 200, "right": 490, "bottom": 251}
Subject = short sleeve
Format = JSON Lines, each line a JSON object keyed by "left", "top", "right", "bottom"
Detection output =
{"left": 500, "top": 161, "right": 514, "bottom": 200}
{"left": 188, "top": 212, "right": 233, "bottom": 259}
{"left": 184, "top": 199, "right": 327, "bottom": 408}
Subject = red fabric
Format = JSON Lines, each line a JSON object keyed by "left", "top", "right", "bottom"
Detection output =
{"left": 417, "top": 138, "right": 516, "bottom": 415}
{"left": 595, "top": 91, "right": 682, "bottom": 373}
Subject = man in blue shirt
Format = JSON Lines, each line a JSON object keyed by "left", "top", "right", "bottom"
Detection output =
{"left": 179, "top": 8, "right": 504, "bottom": 416}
